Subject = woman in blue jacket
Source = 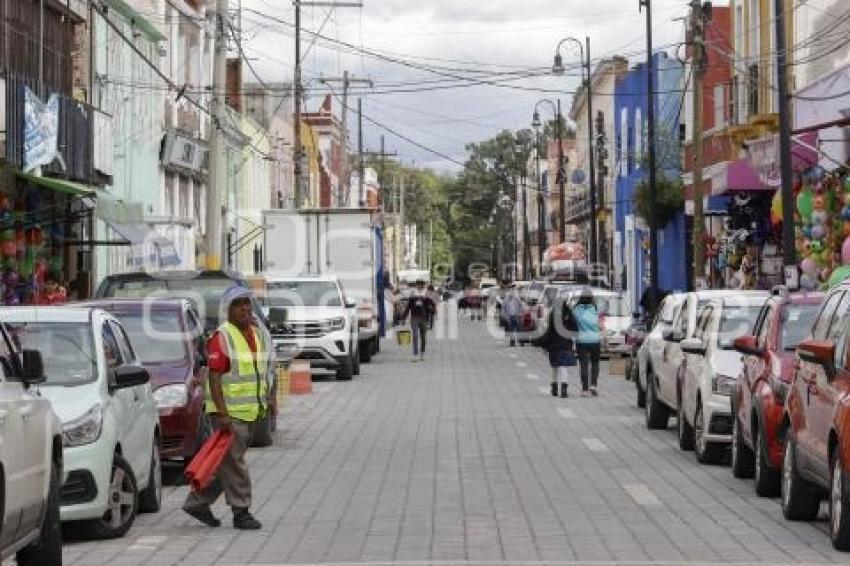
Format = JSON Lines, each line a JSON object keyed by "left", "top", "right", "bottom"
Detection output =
{"left": 573, "top": 288, "right": 602, "bottom": 396}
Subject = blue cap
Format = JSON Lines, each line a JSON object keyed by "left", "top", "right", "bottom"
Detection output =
{"left": 221, "top": 285, "right": 253, "bottom": 311}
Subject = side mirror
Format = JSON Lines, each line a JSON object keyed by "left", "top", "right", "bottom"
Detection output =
{"left": 733, "top": 335, "right": 764, "bottom": 357}
{"left": 112, "top": 365, "right": 150, "bottom": 391}
{"left": 798, "top": 339, "right": 836, "bottom": 379}
{"left": 345, "top": 298, "right": 357, "bottom": 309}
{"left": 681, "top": 337, "right": 706, "bottom": 355}
{"left": 21, "top": 349, "right": 45, "bottom": 384}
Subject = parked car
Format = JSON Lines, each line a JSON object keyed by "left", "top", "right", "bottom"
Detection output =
{"left": 260, "top": 274, "right": 360, "bottom": 380}
{"left": 532, "top": 283, "right": 581, "bottom": 336}
{"left": 730, "top": 288, "right": 822, "bottom": 496}
{"left": 95, "top": 270, "right": 267, "bottom": 332}
{"left": 677, "top": 293, "right": 769, "bottom": 463}
{"left": 643, "top": 289, "right": 768, "bottom": 431}
{"left": 782, "top": 280, "right": 850, "bottom": 549}
{"left": 624, "top": 313, "right": 652, "bottom": 384}
{"left": 2, "top": 307, "right": 161, "bottom": 539}
{"left": 80, "top": 297, "right": 250, "bottom": 453}
{"left": 636, "top": 293, "right": 685, "bottom": 408}
{"left": 0, "top": 332, "right": 61, "bottom": 566}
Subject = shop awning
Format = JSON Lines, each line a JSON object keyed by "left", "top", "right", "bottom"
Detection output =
{"left": 103, "top": 219, "right": 182, "bottom": 267}
{"left": 16, "top": 172, "right": 95, "bottom": 197}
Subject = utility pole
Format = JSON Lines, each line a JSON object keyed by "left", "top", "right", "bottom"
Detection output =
{"left": 774, "top": 0, "right": 797, "bottom": 274}
{"left": 535, "top": 128, "right": 545, "bottom": 270}
{"left": 690, "top": 0, "right": 709, "bottom": 287}
{"left": 358, "top": 98, "right": 365, "bottom": 207}
{"left": 585, "top": 37, "right": 597, "bottom": 265}
{"left": 363, "top": 139, "right": 398, "bottom": 210}
{"left": 556, "top": 99, "right": 566, "bottom": 244}
{"left": 318, "top": 72, "right": 373, "bottom": 205}
{"left": 293, "top": 1, "right": 363, "bottom": 208}
{"left": 206, "top": 0, "right": 229, "bottom": 270}
{"left": 640, "top": 0, "right": 660, "bottom": 307}
{"left": 400, "top": 174, "right": 406, "bottom": 269}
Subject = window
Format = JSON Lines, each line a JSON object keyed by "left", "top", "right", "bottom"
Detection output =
{"left": 748, "top": 0, "right": 760, "bottom": 59}
{"left": 0, "top": 328, "right": 18, "bottom": 379}
{"left": 827, "top": 293, "right": 850, "bottom": 340}
{"left": 112, "top": 322, "right": 137, "bottom": 366}
{"left": 748, "top": 64, "right": 760, "bottom": 116}
{"left": 781, "top": 303, "right": 820, "bottom": 350}
{"left": 6, "top": 323, "right": 96, "bottom": 385}
{"left": 812, "top": 292, "right": 844, "bottom": 340}
{"left": 620, "top": 108, "right": 628, "bottom": 177}
{"left": 113, "top": 311, "right": 187, "bottom": 364}
{"left": 262, "top": 281, "right": 343, "bottom": 307}
{"left": 713, "top": 84, "right": 725, "bottom": 128}
{"left": 634, "top": 109, "right": 643, "bottom": 168}
{"left": 694, "top": 306, "right": 713, "bottom": 340}
{"left": 102, "top": 323, "right": 124, "bottom": 369}
{"left": 755, "top": 305, "right": 773, "bottom": 351}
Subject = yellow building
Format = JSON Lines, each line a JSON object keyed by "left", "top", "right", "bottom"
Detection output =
{"left": 300, "top": 120, "right": 322, "bottom": 208}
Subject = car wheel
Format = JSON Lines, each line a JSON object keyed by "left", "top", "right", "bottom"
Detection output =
{"left": 781, "top": 434, "right": 820, "bottom": 521}
{"left": 83, "top": 454, "right": 138, "bottom": 539}
{"left": 831, "top": 452, "right": 850, "bottom": 550}
{"left": 337, "top": 356, "right": 354, "bottom": 381}
{"left": 359, "top": 340, "right": 373, "bottom": 363}
{"left": 635, "top": 368, "right": 646, "bottom": 408}
{"left": 644, "top": 372, "right": 670, "bottom": 430}
{"left": 251, "top": 413, "right": 274, "bottom": 447}
{"left": 731, "top": 414, "right": 755, "bottom": 479}
{"left": 16, "top": 458, "right": 62, "bottom": 566}
{"left": 138, "top": 438, "right": 162, "bottom": 513}
{"left": 754, "top": 423, "right": 780, "bottom": 496}
{"left": 694, "top": 402, "right": 723, "bottom": 464}
{"left": 677, "top": 396, "right": 695, "bottom": 451}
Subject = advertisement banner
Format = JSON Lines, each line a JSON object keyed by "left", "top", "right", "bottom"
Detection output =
{"left": 23, "top": 88, "right": 59, "bottom": 173}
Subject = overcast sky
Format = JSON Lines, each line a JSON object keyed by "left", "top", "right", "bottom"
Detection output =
{"left": 240, "top": 0, "right": 696, "bottom": 173}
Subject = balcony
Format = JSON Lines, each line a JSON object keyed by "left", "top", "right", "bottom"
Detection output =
{"left": 2, "top": 74, "right": 112, "bottom": 186}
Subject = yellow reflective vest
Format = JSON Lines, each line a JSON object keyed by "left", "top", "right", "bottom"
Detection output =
{"left": 204, "top": 321, "right": 270, "bottom": 422}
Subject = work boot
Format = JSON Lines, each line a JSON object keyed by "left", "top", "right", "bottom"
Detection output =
{"left": 561, "top": 383, "right": 569, "bottom": 398}
{"left": 233, "top": 509, "right": 262, "bottom": 530}
{"left": 550, "top": 382, "right": 558, "bottom": 397}
{"left": 183, "top": 504, "right": 221, "bottom": 528}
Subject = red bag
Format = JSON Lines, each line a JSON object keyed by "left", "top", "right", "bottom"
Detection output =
{"left": 184, "top": 429, "right": 234, "bottom": 492}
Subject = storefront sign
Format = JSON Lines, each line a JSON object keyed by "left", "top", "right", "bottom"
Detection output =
{"left": 23, "top": 88, "right": 59, "bottom": 173}
{"left": 747, "top": 132, "right": 819, "bottom": 188}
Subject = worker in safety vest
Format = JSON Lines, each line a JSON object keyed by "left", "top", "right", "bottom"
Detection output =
{"left": 183, "top": 286, "right": 273, "bottom": 530}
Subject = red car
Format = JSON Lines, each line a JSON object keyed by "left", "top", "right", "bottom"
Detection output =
{"left": 83, "top": 298, "right": 216, "bottom": 460}
{"left": 782, "top": 279, "right": 850, "bottom": 550}
{"left": 731, "top": 288, "right": 822, "bottom": 497}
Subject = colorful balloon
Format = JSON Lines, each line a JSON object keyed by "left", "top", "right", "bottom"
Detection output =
{"left": 797, "top": 189, "right": 814, "bottom": 221}
{"left": 801, "top": 257, "right": 819, "bottom": 275}
{"left": 812, "top": 225, "right": 827, "bottom": 240}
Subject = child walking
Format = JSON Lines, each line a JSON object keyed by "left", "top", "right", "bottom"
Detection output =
{"left": 533, "top": 298, "right": 578, "bottom": 398}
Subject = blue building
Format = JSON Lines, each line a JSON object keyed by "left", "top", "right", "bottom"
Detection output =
{"left": 614, "top": 53, "right": 687, "bottom": 311}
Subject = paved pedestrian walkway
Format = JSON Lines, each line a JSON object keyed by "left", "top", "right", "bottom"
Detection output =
{"left": 62, "top": 318, "right": 849, "bottom": 565}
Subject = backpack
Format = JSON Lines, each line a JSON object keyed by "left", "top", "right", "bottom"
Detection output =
{"left": 573, "top": 304, "right": 601, "bottom": 344}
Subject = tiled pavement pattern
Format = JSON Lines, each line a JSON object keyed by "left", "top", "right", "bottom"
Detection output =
{"left": 61, "top": 316, "right": 850, "bottom": 565}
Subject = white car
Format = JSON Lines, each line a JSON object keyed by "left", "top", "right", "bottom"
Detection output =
{"left": 565, "top": 289, "right": 633, "bottom": 357}
{"left": 643, "top": 289, "right": 768, "bottom": 431}
{"left": 261, "top": 274, "right": 361, "bottom": 380}
{"left": 635, "top": 293, "right": 686, "bottom": 408}
{"left": 677, "top": 295, "right": 767, "bottom": 463}
{"left": 0, "top": 330, "right": 62, "bottom": 566}
{"left": 1, "top": 307, "right": 161, "bottom": 539}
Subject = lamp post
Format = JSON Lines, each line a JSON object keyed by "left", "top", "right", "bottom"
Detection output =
{"left": 515, "top": 139, "right": 530, "bottom": 280}
{"left": 553, "top": 36, "right": 596, "bottom": 263}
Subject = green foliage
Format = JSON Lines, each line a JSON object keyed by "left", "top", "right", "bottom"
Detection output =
{"left": 634, "top": 174, "right": 685, "bottom": 227}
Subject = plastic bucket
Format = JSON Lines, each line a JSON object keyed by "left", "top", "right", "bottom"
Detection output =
{"left": 396, "top": 329, "right": 412, "bottom": 346}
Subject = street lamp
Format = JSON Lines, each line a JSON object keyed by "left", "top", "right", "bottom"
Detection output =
{"left": 553, "top": 35, "right": 597, "bottom": 264}
{"left": 514, "top": 139, "right": 530, "bottom": 280}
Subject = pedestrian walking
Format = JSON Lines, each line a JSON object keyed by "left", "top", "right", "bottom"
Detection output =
{"left": 532, "top": 298, "right": 578, "bottom": 398}
{"left": 574, "top": 288, "right": 603, "bottom": 397}
{"left": 182, "top": 286, "right": 273, "bottom": 530}
{"left": 402, "top": 281, "right": 436, "bottom": 361}
{"left": 503, "top": 288, "right": 523, "bottom": 347}
{"left": 426, "top": 284, "right": 439, "bottom": 329}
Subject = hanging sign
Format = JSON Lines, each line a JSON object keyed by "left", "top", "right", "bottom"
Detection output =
{"left": 23, "top": 88, "right": 60, "bottom": 173}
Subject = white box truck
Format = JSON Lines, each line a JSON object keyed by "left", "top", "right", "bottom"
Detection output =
{"left": 262, "top": 209, "right": 383, "bottom": 362}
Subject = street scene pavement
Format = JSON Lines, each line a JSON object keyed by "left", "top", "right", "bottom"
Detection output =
{"left": 60, "top": 318, "right": 850, "bottom": 566}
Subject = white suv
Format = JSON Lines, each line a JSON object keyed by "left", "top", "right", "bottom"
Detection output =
{"left": 261, "top": 275, "right": 360, "bottom": 380}
{"left": 678, "top": 295, "right": 767, "bottom": 463}
{"left": 2, "top": 307, "right": 161, "bottom": 539}
{"left": 643, "top": 290, "right": 767, "bottom": 431}
{"left": 0, "top": 328, "right": 62, "bottom": 566}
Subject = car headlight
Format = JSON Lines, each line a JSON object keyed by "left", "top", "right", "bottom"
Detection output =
{"left": 326, "top": 317, "right": 346, "bottom": 331}
{"left": 153, "top": 383, "right": 188, "bottom": 409}
{"left": 62, "top": 404, "right": 103, "bottom": 448}
{"left": 712, "top": 374, "right": 736, "bottom": 396}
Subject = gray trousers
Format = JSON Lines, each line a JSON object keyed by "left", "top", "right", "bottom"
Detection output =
{"left": 184, "top": 415, "right": 254, "bottom": 511}
{"left": 411, "top": 318, "right": 428, "bottom": 355}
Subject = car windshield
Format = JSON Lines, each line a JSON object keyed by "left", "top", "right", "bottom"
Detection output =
{"left": 781, "top": 304, "right": 820, "bottom": 350}
{"left": 113, "top": 311, "right": 188, "bottom": 364}
{"left": 262, "top": 281, "right": 342, "bottom": 307}
{"left": 595, "top": 296, "right": 630, "bottom": 317}
{"left": 718, "top": 305, "right": 762, "bottom": 348}
{"left": 7, "top": 322, "right": 96, "bottom": 386}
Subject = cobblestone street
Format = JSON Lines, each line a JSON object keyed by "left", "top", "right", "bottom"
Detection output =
{"left": 62, "top": 320, "right": 850, "bottom": 565}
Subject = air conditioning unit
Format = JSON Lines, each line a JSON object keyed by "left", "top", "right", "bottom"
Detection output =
{"left": 169, "top": 136, "right": 195, "bottom": 169}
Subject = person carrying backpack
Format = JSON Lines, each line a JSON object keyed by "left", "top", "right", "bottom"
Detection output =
{"left": 532, "top": 298, "right": 578, "bottom": 398}
{"left": 573, "top": 288, "right": 603, "bottom": 396}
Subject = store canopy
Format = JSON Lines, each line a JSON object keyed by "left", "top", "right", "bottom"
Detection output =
{"left": 16, "top": 172, "right": 95, "bottom": 197}
{"left": 102, "top": 219, "right": 182, "bottom": 268}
